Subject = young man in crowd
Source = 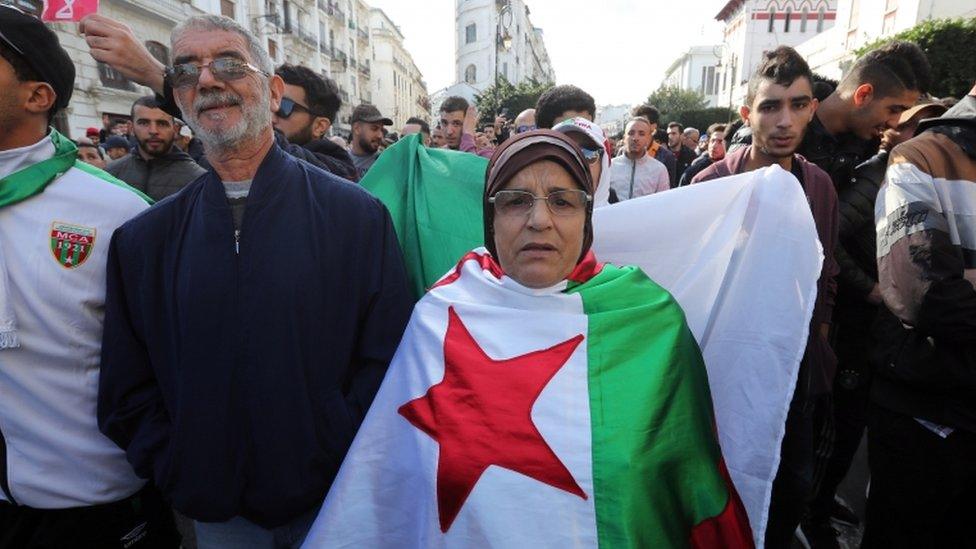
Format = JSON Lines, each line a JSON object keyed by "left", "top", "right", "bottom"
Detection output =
{"left": 106, "top": 96, "right": 205, "bottom": 201}
{"left": 631, "top": 104, "right": 677, "bottom": 184}
{"left": 76, "top": 138, "right": 108, "bottom": 169}
{"left": 96, "top": 15, "right": 413, "bottom": 547}
{"left": 679, "top": 123, "right": 725, "bottom": 187}
{"left": 692, "top": 46, "right": 839, "bottom": 549}
{"left": 349, "top": 104, "right": 392, "bottom": 178}
{"left": 667, "top": 121, "right": 697, "bottom": 188}
{"left": 401, "top": 116, "right": 431, "bottom": 146}
{"left": 610, "top": 117, "right": 670, "bottom": 201}
{"left": 437, "top": 96, "right": 492, "bottom": 157}
{"left": 273, "top": 63, "right": 358, "bottom": 181}
{"left": 535, "top": 84, "right": 595, "bottom": 129}
{"left": 0, "top": 7, "right": 178, "bottom": 546}
{"left": 862, "top": 82, "right": 976, "bottom": 548}
{"left": 802, "top": 41, "right": 930, "bottom": 189}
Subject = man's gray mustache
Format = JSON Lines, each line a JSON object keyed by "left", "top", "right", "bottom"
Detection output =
{"left": 194, "top": 93, "right": 243, "bottom": 115}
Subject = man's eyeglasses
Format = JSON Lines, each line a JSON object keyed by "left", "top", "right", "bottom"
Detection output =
{"left": 515, "top": 124, "right": 537, "bottom": 134}
{"left": 168, "top": 57, "right": 269, "bottom": 89}
{"left": 277, "top": 96, "right": 318, "bottom": 119}
{"left": 579, "top": 147, "right": 604, "bottom": 165}
{"left": 489, "top": 189, "right": 591, "bottom": 218}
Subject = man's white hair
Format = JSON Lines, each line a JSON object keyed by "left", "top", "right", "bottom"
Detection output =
{"left": 171, "top": 15, "right": 274, "bottom": 75}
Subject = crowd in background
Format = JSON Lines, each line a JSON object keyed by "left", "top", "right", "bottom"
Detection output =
{"left": 1, "top": 4, "right": 974, "bottom": 549}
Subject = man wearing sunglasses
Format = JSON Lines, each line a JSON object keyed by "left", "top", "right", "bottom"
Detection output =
{"left": 0, "top": 6, "right": 180, "bottom": 547}
{"left": 96, "top": 15, "right": 413, "bottom": 548}
{"left": 272, "top": 63, "right": 357, "bottom": 182}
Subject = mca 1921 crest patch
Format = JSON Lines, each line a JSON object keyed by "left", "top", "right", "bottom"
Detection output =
{"left": 50, "top": 221, "right": 96, "bottom": 269}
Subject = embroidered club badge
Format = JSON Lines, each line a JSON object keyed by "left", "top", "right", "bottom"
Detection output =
{"left": 50, "top": 222, "right": 96, "bottom": 269}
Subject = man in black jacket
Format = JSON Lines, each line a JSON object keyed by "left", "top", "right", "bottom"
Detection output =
{"left": 107, "top": 96, "right": 206, "bottom": 201}
{"left": 79, "top": 16, "right": 358, "bottom": 182}
{"left": 272, "top": 63, "right": 358, "bottom": 182}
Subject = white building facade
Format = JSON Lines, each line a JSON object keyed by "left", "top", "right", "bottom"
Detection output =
{"left": 796, "top": 0, "right": 976, "bottom": 81}
{"left": 31, "top": 0, "right": 424, "bottom": 139}
{"left": 662, "top": 46, "right": 724, "bottom": 107}
{"left": 454, "top": 0, "right": 555, "bottom": 93}
{"left": 714, "top": 0, "right": 838, "bottom": 108}
{"left": 369, "top": 8, "right": 430, "bottom": 129}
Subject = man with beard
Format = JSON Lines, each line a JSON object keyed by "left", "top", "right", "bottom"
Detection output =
{"left": 96, "top": 15, "right": 413, "bottom": 547}
{"left": 106, "top": 96, "right": 205, "bottom": 201}
{"left": 272, "top": 63, "right": 357, "bottom": 182}
{"left": 349, "top": 104, "right": 392, "bottom": 178}
{"left": 692, "top": 46, "right": 838, "bottom": 549}
{"left": 79, "top": 15, "right": 360, "bottom": 182}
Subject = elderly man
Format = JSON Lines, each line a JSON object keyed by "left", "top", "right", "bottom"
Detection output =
{"left": 96, "top": 15, "right": 413, "bottom": 548}
{"left": 513, "top": 108, "right": 536, "bottom": 134}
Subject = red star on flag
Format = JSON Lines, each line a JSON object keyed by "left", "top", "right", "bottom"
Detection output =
{"left": 398, "top": 306, "right": 588, "bottom": 532}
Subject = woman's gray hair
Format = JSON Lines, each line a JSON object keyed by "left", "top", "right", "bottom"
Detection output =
{"left": 171, "top": 15, "right": 273, "bottom": 75}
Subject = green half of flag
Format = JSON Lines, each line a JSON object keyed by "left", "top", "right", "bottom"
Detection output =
{"left": 568, "top": 265, "right": 753, "bottom": 547}
{"left": 361, "top": 133, "right": 486, "bottom": 298}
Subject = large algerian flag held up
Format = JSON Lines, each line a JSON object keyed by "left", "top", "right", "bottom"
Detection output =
{"left": 303, "top": 135, "right": 823, "bottom": 547}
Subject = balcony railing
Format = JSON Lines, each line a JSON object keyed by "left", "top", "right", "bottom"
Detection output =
{"left": 319, "top": 43, "right": 332, "bottom": 56}
{"left": 357, "top": 28, "right": 369, "bottom": 41}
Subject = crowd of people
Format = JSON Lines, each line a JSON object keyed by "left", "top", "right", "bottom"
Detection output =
{"left": 0, "top": 3, "right": 974, "bottom": 549}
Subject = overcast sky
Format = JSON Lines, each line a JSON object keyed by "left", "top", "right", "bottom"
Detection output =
{"left": 367, "top": 0, "right": 727, "bottom": 106}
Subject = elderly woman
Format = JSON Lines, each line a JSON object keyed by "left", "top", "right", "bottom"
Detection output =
{"left": 303, "top": 130, "right": 753, "bottom": 548}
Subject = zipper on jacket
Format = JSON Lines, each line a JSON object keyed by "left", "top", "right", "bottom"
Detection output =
{"left": 0, "top": 426, "right": 17, "bottom": 504}
{"left": 234, "top": 229, "right": 240, "bottom": 255}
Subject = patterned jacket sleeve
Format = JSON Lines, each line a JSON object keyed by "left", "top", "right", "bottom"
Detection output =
{"left": 876, "top": 142, "right": 976, "bottom": 341}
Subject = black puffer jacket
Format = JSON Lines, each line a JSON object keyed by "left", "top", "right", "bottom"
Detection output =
{"left": 835, "top": 150, "right": 887, "bottom": 302}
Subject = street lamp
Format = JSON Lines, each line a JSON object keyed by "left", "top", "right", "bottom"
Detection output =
{"left": 495, "top": 0, "right": 513, "bottom": 87}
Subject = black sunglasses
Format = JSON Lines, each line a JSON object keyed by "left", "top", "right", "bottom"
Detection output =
{"left": 277, "top": 96, "right": 319, "bottom": 119}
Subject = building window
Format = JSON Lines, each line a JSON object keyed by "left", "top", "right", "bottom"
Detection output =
{"left": 268, "top": 39, "right": 278, "bottom": 59}
{"left": 801, "top": 7, "right": 808, "bottom": 32}
{"left": 464, "top": 64, "right": 477, "bottom": 84}
{"left": 283, "top": 0, "right": 292, "bottom": 32}
{"left": 145, "top": 41, "right": 169, "bottom": 66}
{"left": 817, "top": 6, "right": 826, "bottom": 32}
{"left": 220, "top": 0, "right": 235, "bottom": 18}
{"left": 503, "top": 62, "right": 508, "bottom": 79}
{"left": 768, "top": 7, "right": 776, "bottom": 32}
{"left": 706, "top": 65, "right": 716, "bottom": 95}
{"left": 465, "top": 23, "right": 476, "bottom": 44}
{"left": 784, "top": 7, "right": 791, "bottom": 32}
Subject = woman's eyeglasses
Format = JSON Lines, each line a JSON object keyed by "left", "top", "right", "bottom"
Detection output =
{"left": 489, "top": 190, "right": 591, "bottom": 217}
{"left": 168, "top": 57, "right": 269, "bottom": 89}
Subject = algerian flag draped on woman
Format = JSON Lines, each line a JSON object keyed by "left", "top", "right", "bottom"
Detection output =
{"left": 300, "top": 131, "right": 818, "bottom": 548}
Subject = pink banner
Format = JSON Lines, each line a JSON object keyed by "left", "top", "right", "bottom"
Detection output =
{"left": 42, "top": 0, "right": 99, "bottom": 22}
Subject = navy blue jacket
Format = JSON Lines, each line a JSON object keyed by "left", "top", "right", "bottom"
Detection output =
{"left": 98, "top": 143, "right": 413, "bottom": 528}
